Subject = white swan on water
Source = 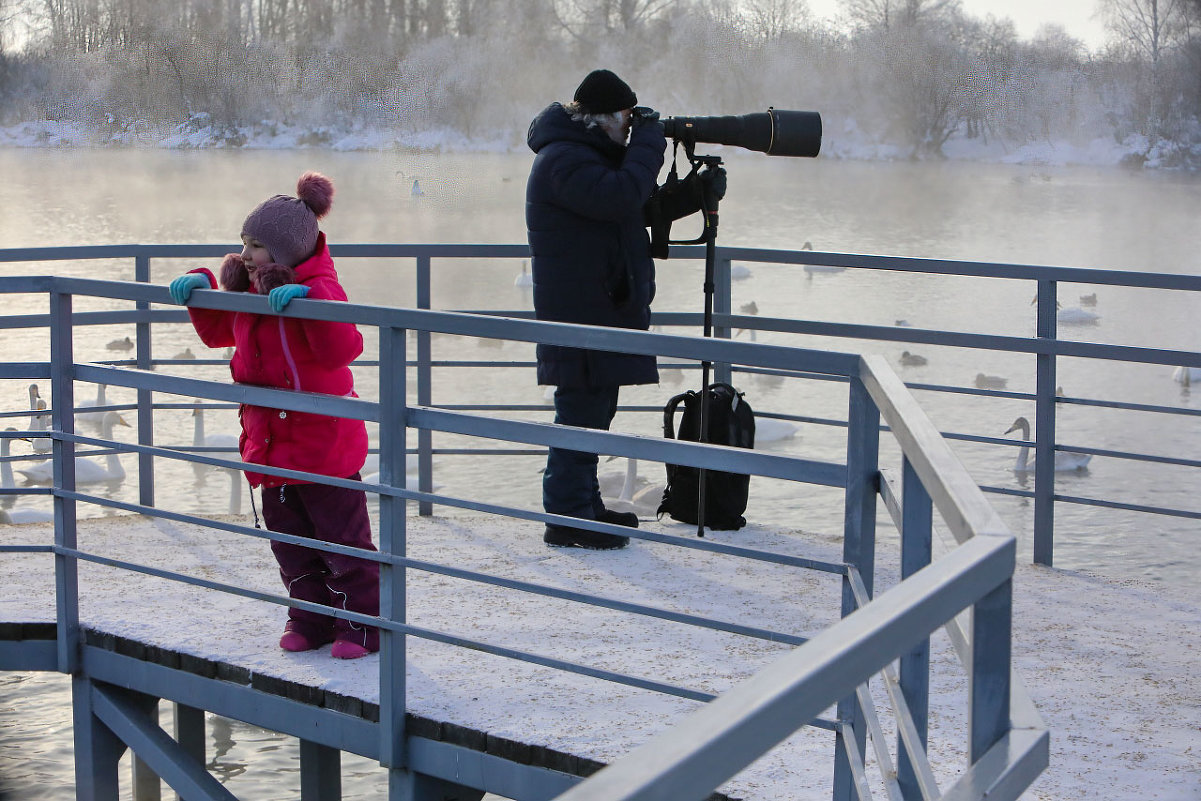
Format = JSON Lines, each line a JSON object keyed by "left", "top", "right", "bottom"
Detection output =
{"left": 514, "top": 260, "right": 533, "bottom": 287}
{"left": 756, "top": 418, "right": 799, "bottom": 443}
{"left": 1, "top": 428, "right": 55, "bottom": 523}
{"left": 27, "top": 385, "right": 51, "bottom": 453}
{"left": 16, "top": 411, "right": 131, "bottom": 484}
{"left": 1172, "top": 366, "right": 1200, "bottom": 386}
{"left": 192, "top": 404, "right": 239, "bottom": 452}
{"left": 77, "top": 384, "right": 109, "bottom": 430}
{"left": 1004, "top": 416, "right": 1092, "bottom": 473}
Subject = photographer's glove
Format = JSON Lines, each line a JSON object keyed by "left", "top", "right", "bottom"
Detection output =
{"left": 170, "top": 273, "right": 209, "bottom": 305}
{"left": 699, "top": 165, "right": 727, "bottom": 202}
{"left": 268, "top": 283, "right": 310, "bottom": 312}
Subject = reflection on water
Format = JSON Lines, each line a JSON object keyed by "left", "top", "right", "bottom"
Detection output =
{"left": 0, "top": 149, "right": 1198, "bottom": 797}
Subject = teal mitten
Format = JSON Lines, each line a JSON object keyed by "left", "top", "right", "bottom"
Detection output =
{"left": 268, "top": 283, "right": 310, "bottom": 312}
{"left": 169, "top": 273, "right": 209, "bottom": 305}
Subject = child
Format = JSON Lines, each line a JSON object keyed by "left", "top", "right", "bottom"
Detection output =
{"left": 169, "top": 172, "right": 379, "bottom": 659}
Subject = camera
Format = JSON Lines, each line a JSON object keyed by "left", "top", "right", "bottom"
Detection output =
{"left": 661, "top": 108, "right": 821, "bottom": 158}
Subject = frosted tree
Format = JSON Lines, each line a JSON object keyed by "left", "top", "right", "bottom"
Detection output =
{"left": 841, "top": 0, "right": 960, "bottom": 31}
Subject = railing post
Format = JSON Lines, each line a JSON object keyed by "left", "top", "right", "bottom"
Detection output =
{"left": 713, "top": 253, "right": 733, "bottom": 386}
{"left": 378, "top": 324, "right": 408, "bottom": 779}
{"left": 833, "top": 372, "right": 879, "bottom": 801}
{"left": 1034, "top": 279, "right": 1057, "bottom": 565}
{"left": 970, "top": 577, "right": 1013, "bottom": 762}
{"left": 50, "top": 287, "right": 80, "bottom": 674}
{"left": 135, "top": 251, "right": 154, "bottom": 507}
{"left": 416, "top": 255, "right": 433, "bottom": 516}
{"left": 897, "top": 456, "right": 932, "bottom": 801}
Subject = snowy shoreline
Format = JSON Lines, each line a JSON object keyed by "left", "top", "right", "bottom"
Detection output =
{"left": 3, "top": 116, "right": 1198, "bottom": 172}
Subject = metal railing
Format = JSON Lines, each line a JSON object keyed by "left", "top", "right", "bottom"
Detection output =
{"left": 7, "top": 242, "right": 1195, "bottom": 568}
{"left": 0, "top": 259, "right": 1045, "bottom": 800}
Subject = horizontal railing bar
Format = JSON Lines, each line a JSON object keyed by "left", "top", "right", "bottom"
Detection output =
{"left": 0, "top": 545, "right": 54, "bottom": 553}
{"left": 410, "top": 407, "right": 846, "bottom": 487}
{"left": 0, "top": 363, "right": 51, "bottom": 380}
{"left": 1051, "top": 493, "right": 1201, "bottom": 520}
{"left": 713, "top": 245, "right": 1201, "bottom": 291}
{"left": 724, "top": 314, "right": 1201, "bottom": 368}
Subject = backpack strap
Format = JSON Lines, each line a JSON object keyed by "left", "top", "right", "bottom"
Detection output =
{"left": 662, "top": 390, "right": 694, "bottom": 439}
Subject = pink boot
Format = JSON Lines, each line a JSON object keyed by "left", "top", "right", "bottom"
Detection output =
{"left": 331, "top": 639, "right": 378, "bottom": 660}
{"left": 279, "top": 622, "right": 333, "bottom": 652}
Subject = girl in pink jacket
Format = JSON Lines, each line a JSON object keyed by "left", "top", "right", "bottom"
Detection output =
{"left": 170, "top": 172, "right": 379, "bottom": 659}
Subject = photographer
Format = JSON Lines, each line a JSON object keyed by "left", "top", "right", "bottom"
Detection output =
{"left": 525, "top": 68, "right": 724, "bottom": 550}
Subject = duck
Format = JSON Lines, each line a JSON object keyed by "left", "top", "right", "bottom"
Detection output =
{"left": 106, "top": 336, "right": 134, "bottom": 351}
{"left": 899, "top": 351, "right": 927, "bottom": 367}
{"left": 975, "top": 373, "right": 1008, "bottom": 390}
{"left": 411, "top": 179, "right": 424, "bottom": 197}
{"left": 734, "top": 301, "right": 759, "bottom": 341}
{"left": 600, "top": 458, "right": 662, "bottom": 517}
{"left": 1079, "top": 293, "right": 1097, "bottom": 307}
{"left": 1004, "top": 416, "right": 1092, "bottom": 473}
{"left": 172, "top": 347, "right": 197, "bottom": 360}
{"left": 16, "top": 411, "right": 131, "bottom": 484}
{"left": 77, "top": 384, "right": 109, "bottom": 430}
{"left": 26, "top": 385, "right": 51, "bottom": 453}
{"left": 514, "top": 260, "right": 533, "bottom": 287}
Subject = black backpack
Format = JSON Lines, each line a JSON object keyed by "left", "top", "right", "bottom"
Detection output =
{"left": 657, "top": 382, "right": 755, "bottom": 531}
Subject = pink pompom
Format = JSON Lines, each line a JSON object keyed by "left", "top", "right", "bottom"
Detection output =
{"left": 219, "top": 253, "right": 250, "bottom": 292}
{"left": 296, "top": 171, "right": 334, "bottom": 219}
{"left": 252, "top": 262, "right": 296, "bottom": 294}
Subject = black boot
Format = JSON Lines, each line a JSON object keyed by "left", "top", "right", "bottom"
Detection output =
{"left": 543, "top": 524, "right": 629, "bottom": 550}
{"left": 597, "top": 508, "right": 639, "bottom": 528}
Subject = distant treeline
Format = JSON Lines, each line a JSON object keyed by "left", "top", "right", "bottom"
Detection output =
{"left": 1, "top": 0, "right": 1199, "bottom": 164}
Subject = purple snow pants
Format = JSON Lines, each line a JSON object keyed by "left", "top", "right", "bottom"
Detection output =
{"left": 262, "top": 477, "right": 380, "bottom": 651}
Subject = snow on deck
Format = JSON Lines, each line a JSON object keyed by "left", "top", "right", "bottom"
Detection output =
{"left": 0, "top": 513, "right": 1197, "bottom": 800}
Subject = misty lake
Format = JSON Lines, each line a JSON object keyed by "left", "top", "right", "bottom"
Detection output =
{"left": 1, "top": 147, "right": 1198, "bottom": 799}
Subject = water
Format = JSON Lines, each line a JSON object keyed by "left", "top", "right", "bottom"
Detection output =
{"left": 1, "top": 148, "right": 1199, "bottom": 798}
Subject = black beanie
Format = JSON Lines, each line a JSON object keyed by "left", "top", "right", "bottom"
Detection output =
{"left": 573, "top": 69, "right": 638, "bottom": 114}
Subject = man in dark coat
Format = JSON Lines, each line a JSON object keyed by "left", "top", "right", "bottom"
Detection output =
{"left": 525, "top": 69, "right": 666, "bottom": 550}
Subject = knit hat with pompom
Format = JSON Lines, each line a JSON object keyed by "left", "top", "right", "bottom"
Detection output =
{"left": 240, "top": 172, "right": 334, "bottom": 268}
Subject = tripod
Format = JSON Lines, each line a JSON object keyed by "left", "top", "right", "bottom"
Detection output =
{"left": 667, "top": 150, "right": 725, "bottom": 537}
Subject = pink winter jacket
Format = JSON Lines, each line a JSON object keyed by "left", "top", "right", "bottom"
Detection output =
{"left": 185, "top": 234, "right": 368, "bottom": 488}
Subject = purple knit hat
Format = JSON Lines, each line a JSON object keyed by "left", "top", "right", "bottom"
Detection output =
{"left": 241, "top": 172, "right": 335, "bottom": 268}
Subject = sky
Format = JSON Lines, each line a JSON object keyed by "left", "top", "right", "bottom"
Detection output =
{"left": 808, "top": 0, "right": 1110, "bottom": 50}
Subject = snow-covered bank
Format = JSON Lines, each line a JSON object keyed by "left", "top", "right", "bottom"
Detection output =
{"left": 3, "top": 115, "right": 1199, "bottom": 171}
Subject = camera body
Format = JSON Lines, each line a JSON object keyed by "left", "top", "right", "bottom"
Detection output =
{"left": 660, "top": 109, "right": 822, "bottom": 158}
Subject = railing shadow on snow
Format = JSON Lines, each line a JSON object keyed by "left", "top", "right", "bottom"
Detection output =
{"left": 0, "top": 262, "right": 1046, "bottom": 801}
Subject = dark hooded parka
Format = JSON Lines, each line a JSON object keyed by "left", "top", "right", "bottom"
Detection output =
{"left": 525, "top": 102, "right": 666, "bottom": 388}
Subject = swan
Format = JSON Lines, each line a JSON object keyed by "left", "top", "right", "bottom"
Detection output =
{"left": 27, "top": 385, "right": 51, "bottom": 453}
{"left": 77, "top": 384, "right": 109, "bottom": 430}
{"left": 514, "top": 260, "right": 533, "bottom": 287}
{"left": 755, "top": 418, "right": 799, "bottom": 443}
{"left": 1004, "top": 416, "right": 1092, "bottom": 473}
{"left": 106, "top": 336, "right": 134, "bottom": 351}
{"left": 1, "top": 429, "right": 55, "bottom": 523}
{"left": 975, "top": 373, "right": 1007, "bottom": 390}
{"left": 192, "top": 403, "right": 239, "bottom": 456}
{"left": 601, "top": 458, "right": 662, "bottom": 517}
{"left": 899, "top": 351, "right": 927, "bottom": 367}
{"left": 730, "top": 263, "right": 752, "bottom": 280}
{"left": 1172, "top": 366, "right": 1200, "bottom": 386}
{"left": 16, "top": 411, "right": 131, "bottom": 484}
{"left": 362, "top": 452, "right": 442, "bottom": 489}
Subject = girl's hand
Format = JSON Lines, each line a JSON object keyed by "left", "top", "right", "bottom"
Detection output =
{"left": 268, "top": 284, "right": 310, "bottom": 312}
{"left": 170, "top": 273, "right": 209, "bottom": 305}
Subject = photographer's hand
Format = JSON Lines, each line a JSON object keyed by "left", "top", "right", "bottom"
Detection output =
{"left": 631, "top": 106, "right": 660, "bottom": 126}
{"left": 699, "top": 165, "right": 727, "bottom": 202}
